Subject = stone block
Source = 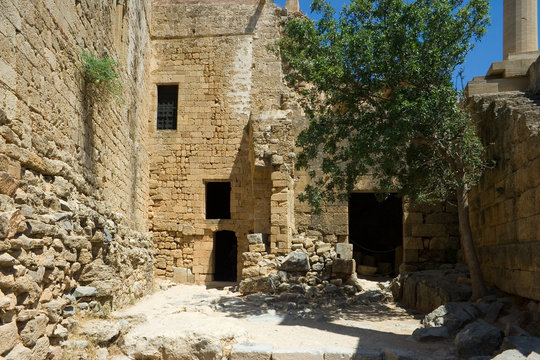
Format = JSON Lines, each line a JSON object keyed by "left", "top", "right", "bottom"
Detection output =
{"left": 323, "top": 347, "right": 353, "bottom": 360}
{"left": 332, "top": 259, "right": 356, "bottom": 276}
{"left": 172, "top": 267, "right": 195, "bottom": 284}
{"left": 249, "top": 244, "right": 266, "bottom": 252}
{"left": 383, "top": 348, "right": 427, "bottom": 360}
{"left": 248, "top": 233, "right": 263, "bottom": 244}
{"left": 336, "top": 243, "right": 353, "bottom": 260}
{"left": 351, "top": 349, "right": 382, "bottom": 360}
{"left": 72, "top": 286, "right": 97, "bottom": 298}
{"left": 230, "top": 343, "right": 273, "bottom": 360}
{"left": 272, "top": 349, "right": 324, "bottom": 360}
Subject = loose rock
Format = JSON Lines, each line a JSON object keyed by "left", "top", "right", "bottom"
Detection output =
{"left": 454, "top": 320, "right": 504, "bottom": 358}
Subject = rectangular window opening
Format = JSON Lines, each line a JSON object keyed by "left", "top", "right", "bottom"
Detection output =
{"left": 206, "top": 182, "right": 231, "bottom": 219}
{"left": 157, "top": 85, "right": 178, "bottom": 130}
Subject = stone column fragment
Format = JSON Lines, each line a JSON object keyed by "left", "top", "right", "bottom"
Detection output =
{"left": 504, "top": 0, "right": 538, "bottom": 59}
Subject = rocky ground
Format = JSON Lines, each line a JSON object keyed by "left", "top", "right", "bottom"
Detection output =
{"left": 37, "top": 276, "right": 501, "bottom": 360}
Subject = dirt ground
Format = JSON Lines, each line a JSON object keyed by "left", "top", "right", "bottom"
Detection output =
{"left": 110, "top": 278, "right": 457, "bottom": 359}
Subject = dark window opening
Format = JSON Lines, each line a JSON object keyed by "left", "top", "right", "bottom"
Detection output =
{"left": 214, "top": 230, "right": 237, "bottom": 282}
{"left": 349, "top": 193, "right": 403, "bottom": 275}
{"left": 206, "top": 182, "right": 231, "bottom": 219}
{"left": 157, "top": 85, "right": 178, "bottom": 130}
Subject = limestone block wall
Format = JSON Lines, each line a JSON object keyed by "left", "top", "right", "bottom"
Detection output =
{"left": 402, "top": 200, "right": 460, "bottom": 266}
{"left": 149, "top": 0, "right": 297, "bottom": 282}
{"left": 0, "top": 0, "right": 153, "bottom": 357}
{"left": 468, "top": 91, "right": 540, "bottom": 301}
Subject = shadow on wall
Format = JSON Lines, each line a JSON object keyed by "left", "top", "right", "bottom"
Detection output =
{"left": 245, "top": 0, "right": 265, "bottom": 34}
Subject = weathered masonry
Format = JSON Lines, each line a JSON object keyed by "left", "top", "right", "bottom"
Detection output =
{"left": 149, "top": 0, "right": 298, "bottom": 282}
{"left": 1, "top": 0, "right": 540, "bottom": 357}
{"left": 148, "top": 0, "right": 460, "bottom": 286}
{"left": 0, "top": 0, "right": 153, "bottom": 357}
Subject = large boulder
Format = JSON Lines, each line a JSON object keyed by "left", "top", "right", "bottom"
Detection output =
{"left": 454, "top": 320, "right": 504, "bottom": 358}
{"left": 280, "top": 250, "right": 310, "bottom": 273}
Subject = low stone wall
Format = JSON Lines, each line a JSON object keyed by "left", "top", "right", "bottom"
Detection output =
{"left": 239, "top": 233, "right": 359, "bottom": 295}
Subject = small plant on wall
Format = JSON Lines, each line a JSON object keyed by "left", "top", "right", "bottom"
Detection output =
{"left": 80, "top": 50, "right": 123, "bottom": 102}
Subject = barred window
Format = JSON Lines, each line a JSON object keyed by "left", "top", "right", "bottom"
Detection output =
{"left": 156, "top": 85, "right": 178, "bottom": 130}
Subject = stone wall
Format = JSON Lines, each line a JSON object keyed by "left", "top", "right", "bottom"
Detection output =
{"left": 149, "top": 0, "right": 298, "bottom": 282}
{"left": 468, "top": 90, "right": 540, "bottom": 301}
{"left": 0, "top": 0, "right": 153, "bottom": 357}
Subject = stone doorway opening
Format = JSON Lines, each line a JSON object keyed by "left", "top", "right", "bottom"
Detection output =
{"left": 213, "top": 230, "right": 237, "bottom": 282}
{"left": 349, "top": 193, "right": 403, "bottom": 275}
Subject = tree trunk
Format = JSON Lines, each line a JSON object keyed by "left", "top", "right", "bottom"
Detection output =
{"left": 456, "top": 185, "right": 487, "bottom": 300}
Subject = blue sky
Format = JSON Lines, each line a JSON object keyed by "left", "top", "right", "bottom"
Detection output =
{"left": 273, "top": 1, "right": 531, "bottom": 90}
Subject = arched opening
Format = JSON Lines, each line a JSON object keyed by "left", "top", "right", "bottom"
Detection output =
{"left": 213, "top": 230, "right": 237, "bottom": 282}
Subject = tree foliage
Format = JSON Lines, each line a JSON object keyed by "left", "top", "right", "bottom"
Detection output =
{"left": 280, "top": 0, "right": 490, "bottom": 213}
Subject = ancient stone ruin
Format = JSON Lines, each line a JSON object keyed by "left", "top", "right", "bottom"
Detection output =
{"left": 0, "top": 0, "right": 539, "bottom": 359}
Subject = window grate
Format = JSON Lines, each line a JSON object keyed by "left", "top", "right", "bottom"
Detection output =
{"left": 157, "top": 85, "right": 178, "bottom": 130}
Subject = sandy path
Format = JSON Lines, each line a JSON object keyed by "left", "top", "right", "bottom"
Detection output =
{"left": 111, "top": 281, "right": 456, "bottom": 359}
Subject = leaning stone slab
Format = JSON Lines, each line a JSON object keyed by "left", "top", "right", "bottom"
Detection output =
{"left": 230, "top": 343, "right": 273, "bottom": 360}
{"left": 272, "top": 349, "right": 324, "bottom": 360}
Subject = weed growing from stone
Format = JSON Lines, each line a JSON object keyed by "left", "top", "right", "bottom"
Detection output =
{"left": 80, "top": 50, "right": 123, "bottom": 102}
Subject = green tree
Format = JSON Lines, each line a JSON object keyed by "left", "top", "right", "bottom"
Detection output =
{"left": 280, "top": 0, "right": 490, "bottom": 300}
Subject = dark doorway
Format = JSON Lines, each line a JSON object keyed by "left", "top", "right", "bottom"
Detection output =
{"left": 349, "top": 193, "right": 403, "bottom": 275}
{"left": 206, "top": 182, "right": 231, "bottom": 219}
{"left": 213, "top": 231, "right": 237, "bottom": 282}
